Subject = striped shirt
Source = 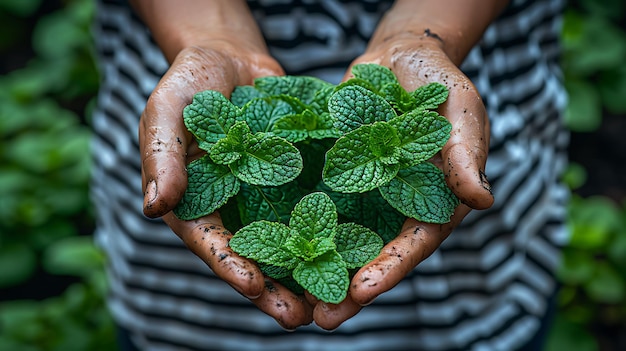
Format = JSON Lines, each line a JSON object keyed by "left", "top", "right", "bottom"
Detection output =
{"left": 91, "top": 0, "right": 569, "bottom": 350}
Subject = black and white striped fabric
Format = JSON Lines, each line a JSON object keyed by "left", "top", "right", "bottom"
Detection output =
{"left": 91, "top": 0, "right": 569, "bottom": 350}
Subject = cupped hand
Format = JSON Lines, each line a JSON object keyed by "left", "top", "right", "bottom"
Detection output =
{"left": 139, "top": 43, "right": 313, "bottom": 330}
{"left": 313, "top": 37, "right": 494, "bottom": 330}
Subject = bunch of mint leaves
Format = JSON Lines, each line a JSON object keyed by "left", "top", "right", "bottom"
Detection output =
{"left": 174, "top": 63, "right": 459, "bottom": 303}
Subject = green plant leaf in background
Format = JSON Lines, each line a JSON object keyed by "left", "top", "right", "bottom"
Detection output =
{"left": 41, "top": 236, "right": 105, "bottom": 278}
{"left": 567, "top": 195, "right": 622, "bottom": 250}
{"left": 563, "top": 79, "right": 603, "bottom": 132}
{"left": 0, "top": 243, "right": 37, "bottom": 288}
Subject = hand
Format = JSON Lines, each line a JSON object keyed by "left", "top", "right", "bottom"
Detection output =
{"left": 313, "top": 37, "right": 494, "bottom": 330}
{"left": 139, "top": 43, "right": 314, "bottom": 330}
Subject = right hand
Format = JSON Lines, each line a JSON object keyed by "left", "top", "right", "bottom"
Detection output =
{"left": 139, "top": 42, "right": 314, "bottom": 330}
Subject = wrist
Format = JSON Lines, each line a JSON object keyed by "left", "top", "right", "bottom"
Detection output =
{"left": 367, "top": 0, "right": 508, "bottom": 66}
{"left": 130, "top": 0, "right": 268, "bottom": 63}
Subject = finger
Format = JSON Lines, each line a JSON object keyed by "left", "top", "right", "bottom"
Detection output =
{"left": 163, "top": 212, "right": 266, "bottom": 299}
{"left": 140, "top": 47, "right": 242, "bottom": 218}
{"left": 313, "top": 294, "right": 362, "bottom": 331}
{"left": 304, "top": 290, "right": 320, "bottom": 306}
{"left": 250, "top": 279, "right": 314, "bottom": 331}
{"left": 139, "top": 106, "right": 189, "bottom": 218}
{"left": 350, "top": 205, "right": 471, "bottom": 306}
{"left": 439, "top": 82, "right": 494, "bottom": 210}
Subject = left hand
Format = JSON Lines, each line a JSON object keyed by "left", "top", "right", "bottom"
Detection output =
{"left": 313, "top": 35, "right": 494, "bottom": 330}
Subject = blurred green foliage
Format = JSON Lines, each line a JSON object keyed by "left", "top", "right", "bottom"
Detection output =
{"left": 562, "top": 0, "right": 626, "bottom": 131}
{"left": 547, "top": 167, "right": 626, "bottom": 351}
{"left": 546, "top": 0, "right": 626, "bottom": 349}
{"left": 0, "top": 0, "right": 116, "bottom": 349}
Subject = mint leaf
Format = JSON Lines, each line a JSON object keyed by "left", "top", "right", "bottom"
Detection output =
{"left": 323, "top": 187, "right": 404, "bottom": 244}
{"left": 323, "top": 125, "right": 400, "bottom": 193}
{"left": 333, "top": 78, "right": 376, "bottom": 94}
{"left": 368, "top": 121, "right": 402, "bottom": 165}
{"left": 237, "top": 182, "right": 302, "bottom": 225}
{"left": 329, "top": 85, "right": 397, "bottom": 133}
{"left": 229, "top": 221, "right": 299, "bottom": 269}
{"left": 183, "top": 90, "right": 241, "bottom": 151}
{"left": 173, "top": 155, "right": 240, "bottom": 220}
{"left": 389, "top": 109, "right": 452, "bottom": 167}
{"left": 229, "top": 133, "right": 303, "bottom": 186}
{"left": 292, "top": 251, "right": 349, "bottom": 304}
{"left": 380, "top": 83, "right": 416, "bottom": 113}
{"left": 209, "top": 121, "right": 249, "bottom": 165}
{"left": 272, "top": 110, "right": 341, "bottom": 143}
{"left": 335, "top": 223, "right": 383, "bottom": 269}
{"left": 285, "top": 235, "right": 336, "bottom": 261}
{"left": 230, "top": 85, "right": 267, "bottom": 107}
{"left": 241, "top": 97, "right": 296, "bottom": 133}
{"left": 254, "top": 75, "right": 333, "bottom": 105}
{"left": 289, "top": 192, "right": 337, "bottom": 241}
{"left": 379, "top": 162, "right": 459, "bottom": 223}
{"left": 258, "top": 263, "right": 291, "bottom": 280}
{"left": 351, "top": 63, "right": 398, "bottom": 91}
{"left": 310, "top": 86, "right": 335, "bottom": 115}
{"left": 411, "top": 82, "right": 449, "bottom": 110}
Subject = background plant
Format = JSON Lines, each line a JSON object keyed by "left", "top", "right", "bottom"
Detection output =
{"left": 545, "top": 0, "right": 626, "bottom": 350}
{"left": 0, "top": 0, "right": 116, "bottom": 350}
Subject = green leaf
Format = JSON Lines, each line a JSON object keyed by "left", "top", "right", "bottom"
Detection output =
{"left": 323, "top": 187, "right": 404, "bottom": 243}
{"left": 567, "top": 195, "right": 621, "bottom": 249}
{"left": 411, "top": 82, "right": 449, "bottom": 110}
{"left": 310, "top": 85, "right": 335, "bottom": 114}
{"left": 229, "top": 221, "right": 298, "bottom": 268}
{"left": 557, "top": 250, "right": 596, "bottom": 285}
{"left": 254, "top": 75, "right": 333, "bottom": 104}
{"left": 0, "top": 243, "right": 36, "bottom": 288}
{"left": 230, "top": 85, "right": 267, "bottom": 107}
{"left": 380, "top": 83, "right": 416, "bottom": 113}
{"left": 379, "top": 162, "right": 458, "bottom": 223}
{"left": 333, "top": 78, "right": 377, "bottom": 94}
{"left": 289, "top": 192, "right": 337, "bottom": 240}
{"left": 335, "top": 223, "right": 383, "bottom": 269}
{"left": 564, "top": 79, "right": 602, "bottom": 132}
{"left": 42, "top": 236, "right": 104, "bottom": 277}
{"left": 561, "top": 162, "right": 588, "bottom": 190}
{"left": 241, "top": 97, "right": 296, "bottom": 133}
{"left": 292, "top": 251, "right": 349, "bottom": 304}
{"left": 329, "top": 85, "right": 397, "bottom": 133}
{"left": 183, "top": 90, "right": 242, "bottom": 151}
{"left": 273, "top": 110, "right": 341, "bottom": 143}
{"left": 173, "top": 155, "right": 240, "bottom": 220}
{"left": 584, "top": 263, "right": 626, "bottom": 304}
{"left": 323, "top": 125, "right": 400, "bottom": 193}
{"left": 544, "top": 315, "right": 599, "bottom": 351}
{"left": 229, "top": 133, "right": 303, "bottom": 186}
{"left": 285, "top": 235, "right": 336, "bottom": 261}
{"left": 237, "top": 182, "right": 302, "bottom": 225}
{"left": 258, "top": 263, "right": 292, "bottom": 279}
{"left": 368, "top": 121, "right": 401, "bottom": 164}
{"left": 389, "top": 109, "right": 452, "bottom": 167}
{"left": 309, "top": 112, "right": 342, "bottom": 140}
{"left": 563, "top": 14, "right": 626, "bottom": 75}
{"left": 209, "top": 121, "right": 249, "bottom": 165}
{"left": 351, "top": 63, "right": 398, "bottom": 91}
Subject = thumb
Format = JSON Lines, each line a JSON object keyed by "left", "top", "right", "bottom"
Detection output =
{"left": 440, "top": 82, "right": 494, "bottom": 210}
{"left": 139, "top": 89, "right": 191, "bottom": 218}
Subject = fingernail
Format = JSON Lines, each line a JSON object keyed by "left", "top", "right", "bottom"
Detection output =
{"left": 479, "top": 169, "right": 492, "bottom": 194}
{"left": 144, "top": 180, "right": 157, "bottom": 208}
